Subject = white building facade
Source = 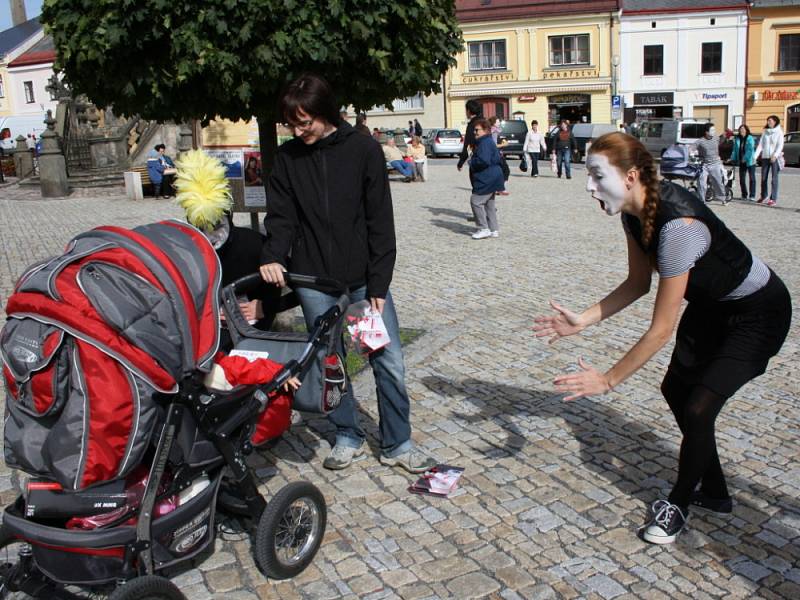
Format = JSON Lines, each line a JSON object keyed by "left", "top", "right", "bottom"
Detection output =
{"left": 619, "top": 1, "right": 749, "bottom": 130}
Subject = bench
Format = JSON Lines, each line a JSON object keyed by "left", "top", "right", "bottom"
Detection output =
{"left": 123, "top": 166, "right": 153, "bottom": 200}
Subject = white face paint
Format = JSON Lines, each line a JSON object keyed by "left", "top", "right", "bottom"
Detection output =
{"left": 585, "top": 153, "right": 628, "bottom": 216}
{"left": 707, "top": 126, "right": 716, "bottom": 138}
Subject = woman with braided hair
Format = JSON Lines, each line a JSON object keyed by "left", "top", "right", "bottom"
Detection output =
{"left": 533, "top": 132, "right": 791, "bottom": 544}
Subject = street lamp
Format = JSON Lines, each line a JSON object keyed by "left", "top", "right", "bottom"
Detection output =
{"left": 611, "top": 54, "right": 621, "bottom": 124}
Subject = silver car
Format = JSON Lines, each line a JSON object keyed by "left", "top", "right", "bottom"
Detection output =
{"left": 425, "top": 129, "right": 464, "bottom": 158}
{"left": 783, "top": 132, "right": 800, "bottom": 166}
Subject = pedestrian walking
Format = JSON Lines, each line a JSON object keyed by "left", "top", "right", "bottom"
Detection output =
{"left": 259, "top": 73, "right": 436, "bottom": 474}
{"left": 755, "top": 115, "right": 784, "bottom": 206}
{"left": 534, "top": 132, "right": 791, "bottom": 545}
{"left": 551, "top": 121, "right": 576, "bottom": 179}
{"left": 413, "top": 118, "right": 423, "bottom": 137}
{"left": 468, "top": 118, "right": 504, "bottom": 239}
{"left": 523, "top": 120, "right": 548, "bottom": 178}
{"left": 729, "top": 124, "right": 756, "bottom": 201}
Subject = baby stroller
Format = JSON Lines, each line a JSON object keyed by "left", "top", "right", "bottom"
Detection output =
{"left": 660, "top": 144, "right": 734, "bottom": 204}
{"left": 0, "top": 221, "right": 348, "bottom": 599}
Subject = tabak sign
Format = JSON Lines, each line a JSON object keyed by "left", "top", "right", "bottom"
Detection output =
{"left": 761, "top": 89, "right": 800, "bottom": 101}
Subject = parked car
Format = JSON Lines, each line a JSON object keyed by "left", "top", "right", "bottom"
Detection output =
{"left": 497, "top": 119, "right": 528, "bottom": 158}
{"left": 782, "top": 132, "right": 800, "bottom": 166}
{"left": 634, "top": 118, "right": 710, "bottom": 157}
{"left": 425, "top": 128, "right": 464, "bottom": 157}
{"left": 569, "top": 123, "right": 618, "bottom": 163}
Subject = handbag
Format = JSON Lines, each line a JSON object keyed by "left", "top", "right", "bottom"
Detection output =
{"left": 403, "top": 156, "right": 414, "bottom": 164}
{"left": 519, "top": 155, "right": 528, "bottom": 172}
{"left": 550, "top": 154, "right": 558, "bottom": 174}
{"left": 777, "top": 153, "right": 785, "bottom": 171}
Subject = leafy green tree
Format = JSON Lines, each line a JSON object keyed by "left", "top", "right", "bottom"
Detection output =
{"left": 42, "top": 0, "right": 463, "bottom": 171}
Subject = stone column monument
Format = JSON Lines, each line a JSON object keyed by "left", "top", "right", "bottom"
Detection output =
{"left": 12, "top": 135, "right": 33, "bottom": 178}
{"left": 38, "top": 110, "right": 70, "bottom": 197}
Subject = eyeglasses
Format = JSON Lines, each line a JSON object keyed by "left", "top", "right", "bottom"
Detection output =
{"left": 285, "top": 118, "right": 315, "bottom": 131}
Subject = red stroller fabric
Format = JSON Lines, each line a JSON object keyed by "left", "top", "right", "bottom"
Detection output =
{"left": 1, "top": 221, "right": 223, "bottom": 489}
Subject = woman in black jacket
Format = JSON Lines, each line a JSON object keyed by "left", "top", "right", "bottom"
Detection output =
{"left": 534, "top": 132, "right": 791, "bottom": 545}
{"left": 260, "top": 74, "right": 436, "bottom": 474}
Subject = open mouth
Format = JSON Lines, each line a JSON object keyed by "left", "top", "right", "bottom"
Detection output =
{"left": 593, "top": 196, "right": 605, "bottom": 210}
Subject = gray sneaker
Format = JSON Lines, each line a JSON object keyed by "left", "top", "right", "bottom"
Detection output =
{"left": 323, "top": 444, "right": 365, "bottom": 470}
{"left": 380, "top": 448, "right": 437, "bottom": 474}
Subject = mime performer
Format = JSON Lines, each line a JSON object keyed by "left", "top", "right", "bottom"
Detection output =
{"left": 534, "top": 132, "right": 791, "bottom": 544}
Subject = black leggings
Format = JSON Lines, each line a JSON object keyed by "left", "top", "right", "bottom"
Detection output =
{"left": 661, "top": 370, "right": 730, "bottom": 511}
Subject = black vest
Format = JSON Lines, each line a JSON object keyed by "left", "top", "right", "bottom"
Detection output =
{"left": 623, "top": 181, "right": 753, "bottom": 303}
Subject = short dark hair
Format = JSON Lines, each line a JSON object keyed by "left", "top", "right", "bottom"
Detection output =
{"left": 356, "top": 113, "right": 367, "bottom": 125}
{"left": 278, "top": 73, "right": 340, "bottom": 126}
{"left": 703, "top": 123, "right": 715, "bottom": 134}
{"left": 531, "top": 120, "right": 538, "bottom": 126}
{"left": 154, "top": 143, "right": 166, "bottom": 151}
{"left": 465, "top": 99, "right": 481, "bottom": 117}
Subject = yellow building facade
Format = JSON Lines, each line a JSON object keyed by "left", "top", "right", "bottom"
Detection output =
{"left": 447, "top": 11, "right": 619, "bottom": 130}
{"left": 746, "top": 2, "right": 800, "bottom": 132}
{"left": 0, "top": 66, "right": 13, "bottom": 117}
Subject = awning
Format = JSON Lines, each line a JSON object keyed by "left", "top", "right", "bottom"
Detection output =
{"left": 449, "top": 82, "right": 610, "bottom": 97}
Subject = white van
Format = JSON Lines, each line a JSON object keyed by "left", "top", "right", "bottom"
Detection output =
{"left": 635, "top": 118, "right": 711, "bottom": 157}
{"left": 0, "top": 114, "right": 48, "bottom": 152}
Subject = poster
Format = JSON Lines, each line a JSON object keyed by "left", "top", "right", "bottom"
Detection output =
{"left": 243, "top": 151, "right": 267, "bottom": 208}
{"left": 205, "top": 149, "right": 244, "bottom": 179}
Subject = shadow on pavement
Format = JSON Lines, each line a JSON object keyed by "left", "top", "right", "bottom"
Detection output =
{"left": 428, "top": 218, "right": 475, "bottom": 236}
{"left": 421, "top": 374, "right": 800, "bottom": 576}
{"left": 422, "top": 205, "right": 472, "bottom": 220}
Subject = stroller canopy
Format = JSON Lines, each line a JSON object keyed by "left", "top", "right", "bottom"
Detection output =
{"left": 2, "top": 220, "right": 222, "bottom": 489}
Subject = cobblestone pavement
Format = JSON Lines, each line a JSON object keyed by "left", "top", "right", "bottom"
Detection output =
{"left": 0, "top": 160, "right": 799, "bottom": 599}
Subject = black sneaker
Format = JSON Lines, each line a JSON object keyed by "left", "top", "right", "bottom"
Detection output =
{"left": 691, "top": 491, "right": 733, "bottom": 514}
{"left": 642, "top": 500, "right": 687, "bottom": 545}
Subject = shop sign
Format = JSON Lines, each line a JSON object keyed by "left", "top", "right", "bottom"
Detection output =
{"left": 761, "top": 89, "right": 800, "bottom": 101}
{"left": 696, "top": 92, "right": 728, "bottom": 101}
{"left": 548, "top": 94, "right": 591, "bottom": 104}
{"left": 518, "top": 95, "right": 537, "bottom": 102}
{"left": 543, "top": 68, "right": 598, "bottom": 80}
{"left": 633, "top": 92, "right": 674, "bottom": 106}
{"left": 462, "top": 72, "right": 515, "bottom": 84}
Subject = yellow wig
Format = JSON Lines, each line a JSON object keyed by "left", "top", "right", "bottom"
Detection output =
{"left": 174, "top": 150, "right": 233, "bottom": 232}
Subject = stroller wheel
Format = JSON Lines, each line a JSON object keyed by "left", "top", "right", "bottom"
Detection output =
{"left": 108, "top": 575, "right": 186, "bottom": 600}
{"left": 255, "top": 481, "right": 326, "bottom": 580}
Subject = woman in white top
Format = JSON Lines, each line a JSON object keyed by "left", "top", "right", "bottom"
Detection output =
{"left": 754, "top": 114, "right": 784, "bottom": 206}
{"left": 523, "top": 120, "right": 548, "bottom": 177}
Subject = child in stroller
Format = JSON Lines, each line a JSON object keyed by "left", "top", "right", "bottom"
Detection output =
{"left": 660, "top": 144, "right": 734, "bottom": 204}
{"left": 0, "top": 220, "right": 348, "bottom": 600}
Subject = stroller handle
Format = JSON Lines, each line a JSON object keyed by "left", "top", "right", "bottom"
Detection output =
{"left": 227, "top": 272, "right": 345, "bottom": 296}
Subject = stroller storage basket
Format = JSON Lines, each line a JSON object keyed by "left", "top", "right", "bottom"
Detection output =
{"left": 1, "top": 472, "right": 221, "bottom": 585}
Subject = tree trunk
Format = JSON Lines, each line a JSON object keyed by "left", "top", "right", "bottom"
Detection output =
{"left": 255, "top": 109, "right": 279, "bottom": 230}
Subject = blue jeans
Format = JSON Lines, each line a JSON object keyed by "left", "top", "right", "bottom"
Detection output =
{"left": 760, "top": 158, "right": 779, "bottom": 201}
{"left": 556, "top": 148, "right": 571, "bottom": 178}
{"left": 294, "top": 286, "right": 412, "bottom": 457}
{"left": 390, "top": 160, "right": 414, "bottom": 178}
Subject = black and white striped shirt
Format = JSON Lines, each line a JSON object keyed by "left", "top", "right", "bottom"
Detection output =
{"left": 626, "top": 218, "right": 769, "bottom": 300}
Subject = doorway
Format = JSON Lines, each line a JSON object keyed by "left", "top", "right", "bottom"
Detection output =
{"left": 694, "top": 105, "right": 728, "bottom": 129}
{"left": 787, "top": 103, "right": 800, "bottom": 133}
{"left": 547, "top": 94, "right": 591, "bottom": 126}
{"left": 477, "top": 97, "right": 509, "bottom": 120}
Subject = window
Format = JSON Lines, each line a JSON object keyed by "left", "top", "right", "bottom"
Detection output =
{"left": 778, "top": 34, "right": 800, "bottom": 72}
{"left": 370, "top": 93, "right": 424, "bottom": 113}
{"left": 681, "top": 123, "right": 708, "bottom": 139}
{"left": 23, "top": 81, "right": 35, "bottom": 103}
{"left": 643, "top": 45, "right": 664, "bottom": 76}
{"left": 468, "top": 40, "right": 507, "bottom": 71}
{"left": 549, "top": 35, "right": 590, "bottom": 66}
{"left": 701, "top": 42, "right": 722, "bottom": 73}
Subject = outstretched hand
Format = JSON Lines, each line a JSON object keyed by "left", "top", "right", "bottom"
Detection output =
{"left": 554, "top": 357, "right": 611, "bottom": 401}
{"left": 533, "top": 300, "right": 585, "bottom": 344}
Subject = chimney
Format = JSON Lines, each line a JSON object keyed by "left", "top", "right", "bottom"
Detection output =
{"left": 10, "top": 0, "right": 28, "bottom": 26}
